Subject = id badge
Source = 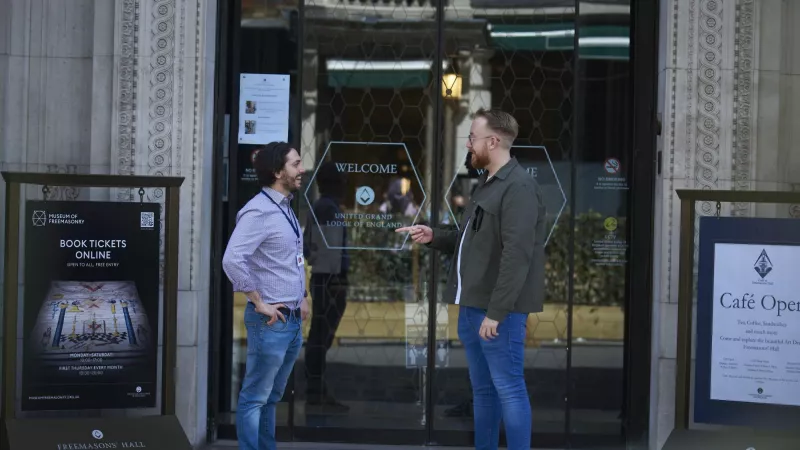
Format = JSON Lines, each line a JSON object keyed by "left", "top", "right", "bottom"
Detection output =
{"left": 296, "top": 253, "right": 304, "bottom": 267}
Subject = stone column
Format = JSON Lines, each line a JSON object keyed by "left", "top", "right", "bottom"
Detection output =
{"left": 425, "top": 101, "right": 434, "bottom": 212}
{"left": 773, "top": 1, "right": 800, "bottom": 217}
{"left": 300, "top": 48, "right": 319, "bottom": 173}
{"left": 652, "top": 1, "right": 800, "bottom": 448}
{"left": 117, "top": 0, "right": 219, "bottom": 444}
{"left": 0, "top": 0, "right": 218, "bottom": 445}
{"left": 454, "top": 49, "right": 493, "bottom": 176}
{"left": 1, "top": 2, "right": 102, "bottom": 407}
{"left": 652, "top": 1, "right": 738, "bottom": 446}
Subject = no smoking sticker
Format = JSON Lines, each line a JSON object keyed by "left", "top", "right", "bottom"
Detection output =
{"left": 604, "top": 158, "right": 621, "bottom": 174}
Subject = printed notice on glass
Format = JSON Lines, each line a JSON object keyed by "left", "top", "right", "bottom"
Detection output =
{"left": 710, "top": 243, "right": 800, "bottom": 406}
{"left": 238, "top": 73, "right": 290, "bottom": 145}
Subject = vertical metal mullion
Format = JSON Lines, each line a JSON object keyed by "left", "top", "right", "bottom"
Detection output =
{"left": 565, "top": 0, "right": 582, "bottom": 445}
{"left": 163, "top": 186, "right": 181, "bottom": 417}
{"left": 624, "top": 0, "right": 659, "bottom": 445}
{"left": 674, "top": 199, "right": 696, "bottom": 430}
{"left": 2, "top": 181, "right": 21, "bottom": 423}
{"left": 220, "top": 0, "right": 243, "bottom": 433}
{"left": 425, "top": 0, "right": 446, "bottom": 444}
{"left": 287, "top": 0, "right": 307, "bottom": 437}
{"left": 206, "top": 0, "right": 228, "bottom": 437}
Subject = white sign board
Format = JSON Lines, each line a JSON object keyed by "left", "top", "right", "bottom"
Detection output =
{"left": 711, "top": 243, "right": 800, "bottom": 406}
{"left": 238, "top": 74, "right": 290, "bottom": 145}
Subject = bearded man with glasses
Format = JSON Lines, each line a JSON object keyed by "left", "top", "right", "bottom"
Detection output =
{"left": 397, "top": 108, "right": 546, "bottom": 450}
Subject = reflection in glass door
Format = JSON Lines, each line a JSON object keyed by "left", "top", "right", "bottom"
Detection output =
{"left": 293, "top": 0, "right": 438, "bottom": 442}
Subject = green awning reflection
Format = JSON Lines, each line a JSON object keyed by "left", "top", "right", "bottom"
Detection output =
{"left": 326, "top": 59, "right": 434, "bottom": 89}
{"left": 490, "top": 23, "right": 630, "bottom": 60}
{"left": 327, "top": 72, "right": 431, "bottom": 89}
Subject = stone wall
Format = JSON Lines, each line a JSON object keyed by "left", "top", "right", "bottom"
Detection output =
{"left": 0, "top": 0, "right": 218, "bottom": 446}
{"left": 651, "top": 0, "right": 800, "bottom": 448}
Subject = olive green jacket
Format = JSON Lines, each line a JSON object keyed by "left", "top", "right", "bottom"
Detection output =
{"left": 428, "top": 158, "right": 546, "bottom": 322}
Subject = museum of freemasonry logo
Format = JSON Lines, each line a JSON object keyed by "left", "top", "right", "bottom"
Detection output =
{"left": 754, "top": 249, "right": 773, "bottom": 279}
{"left": 32, "top": 210, "right": 46, "bottom": 226}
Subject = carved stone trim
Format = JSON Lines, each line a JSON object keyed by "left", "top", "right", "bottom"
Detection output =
{"left": 148, "top": 0, "right": 177, "bottom": 281}
{"left": 176, "top": 0, "right": 186, "bottom": 179}
{"left": 117, "top": 0, "right": 140, "bottom": 201}
{"left": 148, "top": 0, "right": 175, "bottom": 182}
{"left": 190, "top": 0, "right": 204, "bottom": 288}
{"left": 45, "top": 165, "right": 80, "bottom": 201}
{"left": 732, "top": 0, "right": 755, "bottom": 216}
{"left": 665, "top": 0, "right": 681, "bottom": 304}
{"left": 687, "top": 0, "right": 724, "bottom": 295}
{"left": 685, "top": 0, "right": 697, "bottom": 188}
{"left": 695, "top": 0, "right": 722, "bottom": 217}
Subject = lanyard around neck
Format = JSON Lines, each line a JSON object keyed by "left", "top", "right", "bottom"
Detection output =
{"left": 261, "top": 190, "right": 299, "bottom": 239}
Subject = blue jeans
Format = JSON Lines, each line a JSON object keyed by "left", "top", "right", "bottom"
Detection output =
{"left": 236, "top": 302, "right": 303, "bottom": 450}
{"left": 458, "top": 305, "right": 531, "bottom": 450}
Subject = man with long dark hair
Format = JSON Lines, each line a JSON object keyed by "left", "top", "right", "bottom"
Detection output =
{"left": 222, "top": 142, "right": 310, "bottom": 450}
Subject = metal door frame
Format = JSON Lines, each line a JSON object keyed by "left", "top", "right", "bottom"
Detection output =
{"left": 206, "top": 0, "right": 660, "bottom": 447}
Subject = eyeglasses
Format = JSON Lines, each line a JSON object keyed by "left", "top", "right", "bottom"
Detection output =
{"left": 468, "top": 135, "right": 495, "bottom": 144}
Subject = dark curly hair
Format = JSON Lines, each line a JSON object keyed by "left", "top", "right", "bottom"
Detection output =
{"left": 253, "top": 142, "right": 298, "bottom": 187}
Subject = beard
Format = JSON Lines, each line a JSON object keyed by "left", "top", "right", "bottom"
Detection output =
{"left": 464, "top": 151, "right": 481, "bottom": 178}
{"left": 280, "top": 172, "right": 301, "bottom": 192}
{"left": 468, "top": 150, "right": 489, "bottom": 170}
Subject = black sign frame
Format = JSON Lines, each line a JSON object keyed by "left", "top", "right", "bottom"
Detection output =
{"left": 660, "top": 189, "right": 800, "bottom": 450}
{"left": 695, "top": 216, "right": 800, "bottom": 429}
{"left": 1, "top": 171, "right": 187, "bottom": 450}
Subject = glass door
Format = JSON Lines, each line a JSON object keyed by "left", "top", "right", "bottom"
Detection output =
{"left": 214, "top": 0, "right": 302, "bottom": 440}
{"left": 291, "top": 0, "right": 438, "bottom": 444}
{"left": 431, "top": 3, "right": 574, "bottom": 447}
{"left": 211, "top": 0, "right": 643, "bottom": 447}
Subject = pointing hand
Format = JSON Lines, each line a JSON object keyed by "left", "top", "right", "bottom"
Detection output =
{"left": 396, "top": 225, "right": 433, "bottom": 244}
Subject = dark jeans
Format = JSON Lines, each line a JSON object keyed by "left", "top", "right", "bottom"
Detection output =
{"left": 458, "top": 305, "right": 531, "bottom": 450}
{"left": 305, "top": 273, "right": 348, "bottom": 400}
{"left": 237, "top": 302, "right": 303, "bottom": 450}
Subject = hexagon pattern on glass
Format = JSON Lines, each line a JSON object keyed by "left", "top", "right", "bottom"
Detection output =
{"left": 298, "top": 0, "right": 439, "bottom": 431}
{"left": 433, "top": 1, "right": 576, "bottom": 434}
{"left": 443, "top": 145, "right": 567, "bottom": 246}
{"left": 304, "top": 141, "right": 427, "bottom": 252}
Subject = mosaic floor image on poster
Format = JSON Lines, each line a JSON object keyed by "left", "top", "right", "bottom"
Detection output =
{"left": 29, "top": 281, "right": 153, "bottom": 363}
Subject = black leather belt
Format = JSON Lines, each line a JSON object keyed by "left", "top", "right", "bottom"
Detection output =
{"left": 278, "top": 306, "right": 302, "bottom": 318}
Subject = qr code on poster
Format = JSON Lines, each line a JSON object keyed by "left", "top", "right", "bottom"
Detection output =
{"left": 140, "top": 211, "right": 155, "bottom": 229}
